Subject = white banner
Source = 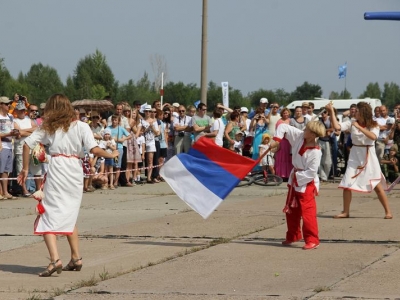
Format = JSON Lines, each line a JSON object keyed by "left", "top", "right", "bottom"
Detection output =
{"left": 221, "top": 82, "right": 229, "bottom": 108}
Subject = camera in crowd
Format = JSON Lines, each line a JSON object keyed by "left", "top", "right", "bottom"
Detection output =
{"left": 178, "top": 131, "right": 185, "bottom": 137}
{"left": 18, "top": 95, "right": 26, "bottom": 103}
{"left": 31, "top": 110, "right": 40, "bottom": 118}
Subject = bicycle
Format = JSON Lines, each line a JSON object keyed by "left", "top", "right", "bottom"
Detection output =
{"left": 236, "top": 170, "right": 283, "bottom": 187}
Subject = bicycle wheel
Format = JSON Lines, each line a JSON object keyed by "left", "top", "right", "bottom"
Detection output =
{"left": 237, "top": 176, "right": 254, "bottom": 187}
{"left": 253, "top": 174, "right": 283, "bottom": 186}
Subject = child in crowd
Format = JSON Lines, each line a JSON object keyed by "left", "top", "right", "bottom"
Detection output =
{"left": 380, "top": 145, "right": 399, "bottom": 184}
{"left": 135, "top": 127, "right": 146, "bottom": 183}
{"left": 233, "top": 131, "right": 244, "bottom": 155}
{"left": 99, "top": 128, "right": 117, "bottom": 189}
{"left": 258, "top": 133, "right": 275, "bottom": 175}
{"left": 270, "top": 121, "right": 326, "bottom": 250}
{"left": 383, "top": 118, "right": 395, "bottom": 155}
{"left": 91, "top": 156, "right": 108, "bottom": 190}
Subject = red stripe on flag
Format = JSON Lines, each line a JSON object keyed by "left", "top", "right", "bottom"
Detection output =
{"left": 191, "top": 137, "right": 258, "bottom": 179}
{"left": 160, "top": 89, "right": 164, "bottom": 96}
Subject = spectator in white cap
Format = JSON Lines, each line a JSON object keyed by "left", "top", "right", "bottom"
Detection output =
{"left": 172, "top": 102, "right": 180, "bottom": 113}
{"left": 259, "top": 97, "right": 269, "bottom": 114}
{"left": 13, "top": 102, "right": 40, "bottom": 197}
{"left": 0, "top": 96, "right": 20, "bottom": 199}
{"left": 240, "top": 107, "right": 251, "bottom": 136}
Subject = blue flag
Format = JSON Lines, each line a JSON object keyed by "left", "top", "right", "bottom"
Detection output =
{"left": 338, "top": 63, "right": 347, "bottom": 79}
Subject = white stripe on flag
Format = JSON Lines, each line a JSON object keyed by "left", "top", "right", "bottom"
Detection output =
{"left": 160, "top": 156, "right": 223, "bottom": 219}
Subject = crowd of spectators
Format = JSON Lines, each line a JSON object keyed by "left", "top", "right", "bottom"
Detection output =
{"left": 1, "top": 93, "right": 400, "bottom": 198}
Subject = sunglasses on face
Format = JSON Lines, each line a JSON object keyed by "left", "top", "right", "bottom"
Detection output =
{"left": 163, "top": 112, "right": 170, "bottom": 114}
{"left": 2, "top": 103, "right": 11, "bottom": 106}
{"left": 150, "top": 110, "right": 156, "bottom": 113}
{"left": 179, "top": 110, "right": 185, "bottom": 113}
{"left": 272, "top": 106, "right": 279, "bottom": 109}
{"left": 30, "top": 110, "right": 38, "bottom": 112}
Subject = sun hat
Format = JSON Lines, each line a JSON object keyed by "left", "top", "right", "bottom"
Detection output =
{"left": 260, "top": 98, "right": 268, "bottom": 104}
{"left": 0, "top": 96, "right": 12, "bottom": 104}
{"left": 101, "top": 128, "right": 112, "bottom": 137}
{"left": 240, "top": 107, "right": 249, "bottom": 113}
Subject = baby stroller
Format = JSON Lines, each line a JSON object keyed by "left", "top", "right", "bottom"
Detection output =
{"left": 242, "top": 135, "right": 254, "bottom": 158}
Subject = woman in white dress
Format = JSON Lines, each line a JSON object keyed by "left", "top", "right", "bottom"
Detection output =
{"left": 18, "top": 94, "right": 119, "bottom": 277}
{"left": 325, "top": 102, "right": 392, "bottom": 219}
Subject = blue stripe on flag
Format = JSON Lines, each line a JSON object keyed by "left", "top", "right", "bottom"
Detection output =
{"left": 177, "top": 149, "right": 240, "bottom": 200}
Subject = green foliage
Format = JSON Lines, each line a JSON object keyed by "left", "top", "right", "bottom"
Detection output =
{"left": 73, "top": 49, "right": 115, "bottom": 99}
{"left": 290, "top": 81, "right": 323, "bottom": 101}
{"left": 163, "top": 81, "right": 200, "bottom": 107}
{"left": 382, "top": 82, "right": 400, "bottom": 108}
{"left": 246, "top": 89, "right": 277, "bottom": 109}
{"left": 359, "top": 82, "right": 381, "bottom": 99}
{"left": 24, "top": 63, "right": 64, "bottom": 103}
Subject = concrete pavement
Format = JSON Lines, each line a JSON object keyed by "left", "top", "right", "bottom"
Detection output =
{"left": 0, "top": 180, "right": 399, "bottom": 299}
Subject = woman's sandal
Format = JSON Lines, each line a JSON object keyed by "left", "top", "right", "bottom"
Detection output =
{"left": 39, "top": 259, "right": 62, "bottom": 277}
{"left": 3, "top": 194, "right": 18, "bottom": 200}
{"left": 62, "top": 257, "right": 83, "bottom": 271}
{"left": 333, "top": 213, "right": 349, "bottom": 219}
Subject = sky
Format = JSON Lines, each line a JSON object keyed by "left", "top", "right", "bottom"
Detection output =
{"left": 1, "top": 0, "right": 400, "bottom": 99}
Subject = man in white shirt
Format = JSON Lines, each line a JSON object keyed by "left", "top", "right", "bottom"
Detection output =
{"left": 267, "top": 102, "right": 281, "bottom": 136}
{"left": 376, "top": 105, "right": 393, "bottom": 161}
{"left": 302, "top": 102, "right": 312, "bottom": 121}
{"left": 173, "top": 105, "right": 192, "bottom": 154}
{"left": 0, "top": 97, "right": 20, "bottom": 199}
{"left": 13, "top": 102, "right": 40, "bottom": 196}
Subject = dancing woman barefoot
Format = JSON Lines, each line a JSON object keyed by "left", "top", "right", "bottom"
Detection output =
{"left": 325, "top": 102, "right": 392, "bottom": 219}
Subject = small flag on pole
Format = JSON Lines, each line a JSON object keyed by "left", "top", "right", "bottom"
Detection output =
{"left": 160, "top": 137, "right": 259, "bottom": 218}
{"left": 338, "top": 63, "right": 347, "bottom": 79}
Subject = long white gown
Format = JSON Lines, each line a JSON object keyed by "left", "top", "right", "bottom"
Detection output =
{"left": 25, "top": 121, "right": 98, "bottom": 235}
{"left": 338, "top": 120, "right": 387, "bottom": 192}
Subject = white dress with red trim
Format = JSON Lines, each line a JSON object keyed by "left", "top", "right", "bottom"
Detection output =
{"left": 338, "top": 120, "right": 386, "bottom": 192}
{"left": 24, "top": 121, "right": 98, "bottom": 235}
{"left": 274, "top": 124, "right": 322, "bottom": 193}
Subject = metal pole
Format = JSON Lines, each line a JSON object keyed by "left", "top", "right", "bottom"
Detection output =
{"left": 160, "top": 72, "right": 164, "bottom": 106}
{"left": 200, "top": 0, "right": 208, "bottom": 105}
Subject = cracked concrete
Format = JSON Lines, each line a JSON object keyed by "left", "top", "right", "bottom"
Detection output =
{"left": 0, "top": 181, "right": 400, "bottom": 299}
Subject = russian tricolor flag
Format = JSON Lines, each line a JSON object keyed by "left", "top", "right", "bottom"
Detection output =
{"left": 160, "top": 137, "right": 259, "bottom": 219}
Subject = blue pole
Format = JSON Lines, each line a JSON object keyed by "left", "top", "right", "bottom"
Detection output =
{"left": 364, "top": 12, "right": 400, "bottom": 21}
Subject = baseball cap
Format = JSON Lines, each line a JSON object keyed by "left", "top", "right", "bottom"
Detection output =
{"left": 172, "top": 102, "right": 180, "bottom": 108}
{"left": 235, "top": 131, "right": 244, "bottom": 136}
{"left": 260, "top": 98, "right": 268, "bottom": 104}
{"left": 15, "top": 102, "right": 27, "bottom": 110}
{"left": 0, "top": 96, "right": 12, "bottom": 104}
{"left": 240, "top": 107, "right": 249, "bottom": 113}
{"left": 390, "top": 145, "right": 398, "bottom": 152}
{"left": 302, "top": 102, "right": 310, "bottom": 108}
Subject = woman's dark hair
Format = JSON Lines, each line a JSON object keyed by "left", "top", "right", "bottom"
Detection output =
{"left": 213, "top": 109, "right": 222, "bottom": 119}
{"left": 230, "top": 111, "right": 239, "bottom": 121}
{"left": 163, "top": 108, "right": 171, "bottom": 123}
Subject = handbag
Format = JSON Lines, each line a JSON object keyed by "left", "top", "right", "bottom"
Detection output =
{"left": 32, "top": 143, "right": 48, "bottom": 165}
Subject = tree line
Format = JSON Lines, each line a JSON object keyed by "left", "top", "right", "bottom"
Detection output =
{"left": 1, "top": 50, "right": 399, "bottom": 110}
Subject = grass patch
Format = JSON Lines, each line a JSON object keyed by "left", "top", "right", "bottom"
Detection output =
{"left": 313, "top": 286, "right": 331, "bottom": 292}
